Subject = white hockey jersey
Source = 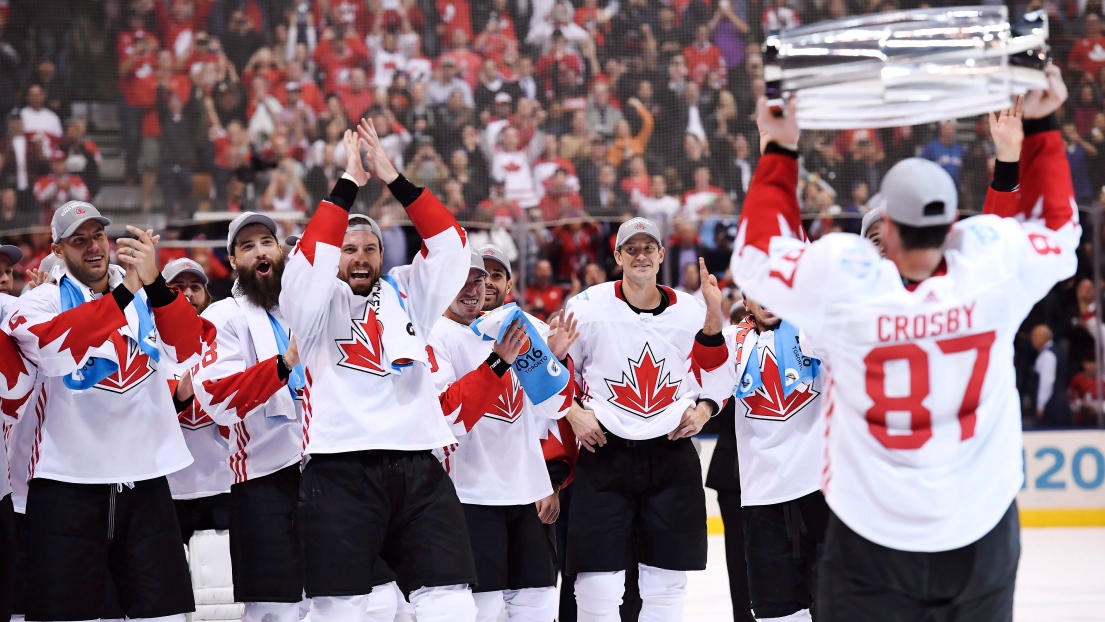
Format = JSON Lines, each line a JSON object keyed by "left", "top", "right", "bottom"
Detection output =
{"left": 0, "top": 328, "right": 34, "bottom": 502}
{"left": 2, "top": 267, "right": 207, "bottom": 484}
{"left": 428, "top": 316, "right": 568, "bottom": 505}
{"left": 280, "top": 193, "right": 469, "bottom": 455}
{"left": 192, "top": 296, "right": 303, "bottom": 484}
{"left": 165, "top": 352, "right": 233, "bottom": 499}
{"left": 693, "top": 319, "right": 824, "bottom": 506}
{"left": 732, "top": 129, "right": 1080, "bottom": 552}
{"left": 564, "top": 282, "right": 723, "bottom": 440}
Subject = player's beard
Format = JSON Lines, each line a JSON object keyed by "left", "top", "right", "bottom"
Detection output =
{"left": 236, "top": 254, "right": 285, "bottom": 311}
{"left": 483, "top": 284, "right": 507, "bottom": 311}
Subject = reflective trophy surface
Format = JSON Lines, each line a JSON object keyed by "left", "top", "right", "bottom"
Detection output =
{"left": 764, "top": 7, "right": 1050, "bottom": 128}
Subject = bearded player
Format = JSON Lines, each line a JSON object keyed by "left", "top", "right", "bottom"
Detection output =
{"left": 734, "top": 67, "right": 1076, "bottom": 619}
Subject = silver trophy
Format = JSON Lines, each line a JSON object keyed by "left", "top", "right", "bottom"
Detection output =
{"left": 764, "top": 7, "right": 1050, "bottom": 128}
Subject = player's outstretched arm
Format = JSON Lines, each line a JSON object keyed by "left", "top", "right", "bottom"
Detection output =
{"left": 983, "top": 96, "right": 1023, "bottom": 217}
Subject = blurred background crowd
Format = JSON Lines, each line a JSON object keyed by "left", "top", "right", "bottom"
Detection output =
{"left": 0, "top": 0, "right": 1103, "bottom": 427}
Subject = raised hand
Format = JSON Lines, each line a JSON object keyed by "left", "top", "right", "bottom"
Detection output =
{"left": 546, "top": 311, "right": 579, "bottom": 361}
{"left": 1022, "top": 64, "right": 1068, "bottom": 120}
{"left": 355, "top": 117, "right": 400, "bottom": 184}
{"left": 342, "top": 128, "right": 369, "bottom": 186}
{"left": 989, "top": 95, "right": 1024, "bottom": 162}
{"left": 756, "top": 95, "right": 800, "bottom": 153}
{"left": 700, "top": 257, "right": 725, "bottom": 335}
{"left": 116, "top": 227, "right": 162, "bottom": 290}
{"left": 25, "top": 267, "right": 51, "bottom": 289}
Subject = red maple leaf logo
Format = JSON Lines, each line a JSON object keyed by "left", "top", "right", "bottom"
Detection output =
{"left": 95, "top": 333, "right": 155, "bottom": 394}
{"left": 741, "top": 346, "right": 819, "bottom": 421}
{"left": 0, "top": 334, "right": 29, "bottom": 393}
{"left": 503, "top": 161, "right": 522, "bottom": 172}
{"left": 335, "top": 305, "right": 388, "bottom": 376}
{"left": 179, "top": 401, "right": 215, "bottom": 430}
{"left": 485, "top": 371, "right": 524, "bottom": 423}
{"left": 604, "top": 344, "right": 681, "bottom": 418}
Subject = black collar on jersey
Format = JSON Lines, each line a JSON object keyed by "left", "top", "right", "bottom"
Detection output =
{"left": 615, "top": 281, "right": 671, "bottom": 315}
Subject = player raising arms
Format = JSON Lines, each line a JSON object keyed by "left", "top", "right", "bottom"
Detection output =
{"left": 734, "top": 66, "right": 1077, "bottom": 619}
{"left": 280, "top": 120, "right": 476, "bottom": 622}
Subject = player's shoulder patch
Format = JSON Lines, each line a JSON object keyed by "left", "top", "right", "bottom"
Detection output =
{"left": 955, "top": 214, "right": 1005, "bottom": 247}
{"left": 822, "top": 232, "right": 878, "bottom": 280}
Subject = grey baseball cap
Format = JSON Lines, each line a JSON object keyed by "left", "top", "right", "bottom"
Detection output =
{"left": 860, "top": 194, "right": 886, "bottom": 238}
{"left": 615, "top": 217, "right": 663, "bottom": 249}
{"left": 38, "top": 254, "right": 63, "bottom": 278}
{"left": 227, "top": 212, "right": 278, "bottom": 252}
{"left": 51, "top": 201, "right": 111, "bottom": 242}
{"left": 881, "top": 159, "right": 958, "bottom": 228}
{"left": 0, "top": 244, "right": 24, "bottom": 266}
{"left": 162, "top": 257, "right": 209, "bottom": 285}
{"left": 469, "top": 248, "right": 489, "bottom": 276}
{"left": 285, "top": 235, "right": 300, "bottom": 247}
{"left": 478, "top": 244, "right": 511, "bottom": 279}
{"left": 348, "top": 214, "right": 383, "bottom": 242}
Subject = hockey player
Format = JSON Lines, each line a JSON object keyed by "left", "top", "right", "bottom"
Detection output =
{"left": 562, "top": 217, "right": 725, "bottom": 620}
{"left": 3, "top": 201, "right": 205, "bottom": 621}
{"left": 0, "top": 245, "right": 21, "bottom": 297}
{"left": 735, "top": 67, "right": 1077, "bottom": 619}
{"left": 161, "top": 258, "right": 232, "bottom": 544}
{"left": 428, "top": 247, "right": 578, "bottom": 622}
{"left": 281, "top": 120, "right": 477, "bottom": 621}
{"left": 191, "top": 213, "right": 309, "bottom": 622}
{"left": 0, "top": 330, "right": 32, "bottom": 622}
{"left": 692, "top": 264, "right": 828, "bottom": 622}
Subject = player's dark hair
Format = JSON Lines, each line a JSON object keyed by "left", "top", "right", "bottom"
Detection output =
{"left": 895, "top": 222, "right": 951, "bottom": 251}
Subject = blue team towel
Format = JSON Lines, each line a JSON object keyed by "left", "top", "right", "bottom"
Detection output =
{"left": 59, "top": 275, "right": 159, "bottom": 390}
{"left": 268, "top": 312, "right": 305, "bottom": 400}
{"left": 470, "top": 303, "right": 570, "bottom": 404}
{"left": 735, "top": 320, "right": 820, "bottom": 399}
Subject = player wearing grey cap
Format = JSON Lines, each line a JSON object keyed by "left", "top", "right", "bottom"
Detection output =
{"left": 0, "top": 245, "right": 22, "bottom": 299}
{"left": 561, "top": 217, "right": 725, "bottom": 620}
{"left": 2, "top": 200, "right": 206, "bottom": 620}
{"left": 731, "top": 67, "right": 1077, "bottom": 620}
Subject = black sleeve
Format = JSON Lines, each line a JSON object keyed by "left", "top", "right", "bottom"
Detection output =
{"left": 327, "top": 176, "right": 360, "bottom": 211}
{"left": 387, "top": 173, "right": 424, "bottom": 207}
{"left": 485, "top": 352, "right": 510, "bottom": 378}
{"left": 143, "top": 275, "right": 177, "bottom": 308}
{"left": 991, "top": 159, "right": 1019, "bottom": 192}
{"left": 764, "top": 142, "right": 800, "bottom": 159}
{"left": 1023, "top": 114, "right": 1060, "bottom": 137}
{"left": 173, "top": 394, "right": 194, "bottom": 414}
{"left": 546, "top": 460, "right": 571, "bottom": 489}
{"left": 695, "top": 329, "right": 726, "bottom": 346}
{"left": 111, "top": 285, "right": 135, "bottom": 312}
{"left": 276, "top": 355, "right": 291, "bottom": 382}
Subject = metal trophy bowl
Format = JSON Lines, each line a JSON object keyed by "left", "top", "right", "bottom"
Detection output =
{"left": 764, "top": 6, "right": 1050, "bottom": 129}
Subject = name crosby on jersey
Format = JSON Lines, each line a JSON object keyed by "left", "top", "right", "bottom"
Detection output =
{"left": 877, "top": 301, "right": 977, "bottom": 343}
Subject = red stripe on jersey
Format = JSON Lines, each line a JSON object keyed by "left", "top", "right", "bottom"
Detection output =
{"left": 407, "top": 190, "right": 464, "bottom": 257}
{"left": 202, "top": 357, "right": 287, "bottom": 419}
{"left": 28, "top": 385, "right": 47, "bottom": 479}
{"left": 301, "top": 367, "right": 313, "bottom": 452}
{"left": 1020, "top": 129, "right": 1078, "bottom": 232}
{"left": 820, "top": 376, "right": 835, "bottom": 496}
{"left": 25, "top": 295, "right": 128, "bottom": 366}
{"left": 299, "top": 201, "right": 350, "bottom": 265}
{"left": 153, "top": 296, "right": 210, "bottom": 362}
{"left": 230, "top": 421, "right": 252, "bottom": 483}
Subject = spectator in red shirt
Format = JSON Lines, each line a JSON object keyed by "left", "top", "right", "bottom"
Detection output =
{"left": 34, "top": 150, "right": 90, "bottom": 216}
{"left": 553, "top": 216, "right": 601, "bottom": 282}
{"left": 436, "top": 0, "right": 473, "bottom": 43}
{"left": 118, "top": 26, "right": 159, "bottom": 184}
{"left": 338, "top": 68, "right": 375, "bottom": 126}
{"left": 313, "top": 26, "right": 370, "bottom": 93}
{"left": 211, "top": 119, "right": 252, "bottom": 198}
{"left": 538, "top": 167, "right": 584, "bottom": 221}
{"left": 534, "top": 30, "right": 584, "bottom": 102}
{"left": 1068, "top": 13, "right": 1105, "bottom": 78}
{"left": 275, "top": 61, "right": 325, "bottom": 113}
{"left": 60, "top": 118, "right": 102, "bottom": 198}
{"left": 473, "top": 0, "right": 518, "bottom": 67}
{"left": 524, "top": 258, "right": 567, "bottom": 321}
{"left": 681, "top": 165, "right": 724, "bottom": 220}
{"left": 439, "top": 28, "right": 484, "bottom": 89}
{"left": 620, "top": 155, "right": 651, "bottom": 197}
{"left": 683, "top": 24, "right": 726, "bottom": 86}
{"left": 477, "top": 178, "right": 525, "bottom": 224}
{"left": 1069, "top": 354, "right": 1103, "bottom": 427}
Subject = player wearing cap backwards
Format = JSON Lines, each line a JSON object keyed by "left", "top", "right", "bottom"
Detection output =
{"left": 159, "top": 258, "right": 234, "bottom": 547}
{"left": 2, "top": 200, "right": 208, "bottom": 621}
{"left": 280, "top": 119, "right": 476, "bottom": 621}
{"left": 426, "top": 247, "right": 578, "bottom": 622}
{"left": 734, "top": 66, "right": 1077, "bottom": 620}
{"left": 189, "top": 212, "right": 319, "bottom": 622}
{"left": 560, "top": 216, "right": 725, "bottom": 621}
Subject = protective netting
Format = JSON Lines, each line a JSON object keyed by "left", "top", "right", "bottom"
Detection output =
{"left": 0, "top": 0, "right": 1103, "bottom": 426}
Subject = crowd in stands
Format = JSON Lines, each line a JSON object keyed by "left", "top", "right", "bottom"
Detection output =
{"left": 0, "top": 0, "right": 1104, "bottom": 426}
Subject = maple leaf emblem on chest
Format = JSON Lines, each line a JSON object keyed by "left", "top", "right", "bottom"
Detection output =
{"left": 485, "top": 371, "right": 524, "bottom": 423}
{"left": 335, "top": 304, "right": 389, "bottom": 376}
{"left": 604, "top": 343, "right": 681, "bottom": 418}
{"left": 741, "top": 346, "right": 819, "bottom": 421}
{"left": 96, "top": 332, "right": 155, "bottom": 394}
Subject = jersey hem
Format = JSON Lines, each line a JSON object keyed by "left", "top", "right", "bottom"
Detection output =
{"left": 739, "top": 484, "right": 822, "bottom": 507}
{"left": 305, "top": 438, "right": 457, "bottom": 455}
{"left": 456, "top": 490, "right": 554, "bottom": 506}
{"left": 171, "top": 489, "right": 232, "bottom": 500}
{"left": 30, "top": 457, "right": 195, "bottom": 486}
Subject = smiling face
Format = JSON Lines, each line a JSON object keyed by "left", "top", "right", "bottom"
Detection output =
{"left": 230, "top": 223, "right": 284, "bottom": 310}
{"left": 53, "top": 220, "right": 110, "bottom": 289}
{"left": 482, "top": 259, "right": 513, "bottom": 310}
{"left": 337, "top": 229, "right": 383, "bottom": 296}
{"left": 614, "top": 233, "right": 664, "bottom": 285}
{"left": 446, "top": 268, "right": 487, "bottom": 324}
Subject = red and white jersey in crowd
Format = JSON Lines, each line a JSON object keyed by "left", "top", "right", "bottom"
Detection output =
{"left": 491, "top": 150, "right": 539, "bottom": 209}
{"left": 34, "top": 174, "right": 91, "bottom": 212}
{"left": 428, "top": 316, "right": 569, "bottom": 505}
{"left": 20, "top": 107, "right": 63, "bottom": 146}
{"left": 2, "top": 267, "right": 207, "bottom": 484}
{"left": 0, "top": 329, "right": 34, "bottom": 502}
{"left": 694, "top": 319, "right": 824, "bottom": 506}
{"left": 165, "top": 353, "right": 233, "bottom": 499}
{"left": 280, "top": 193, "right": 469, "bottom": 456}
{"left": 192, "top": 298, "right": 303, "bottom": 484}
{"left": 731, "top": 128, "right": 1080, "bottom": 552}
{"left": 565, "top": 282, "right": 723, "bottom": 440}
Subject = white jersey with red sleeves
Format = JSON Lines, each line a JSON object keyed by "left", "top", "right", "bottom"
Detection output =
{"left": 731, "top": 129, "right": 1080, "bottom": 552}
{"left": 0, "top": 327, "right": 35, "bottom": 502}
{"left": 695, "top": 320, "right": 824, "bottom": 506}
{"left": 192, "top": 298, "right": 303, "bottom": 484}
{"left": 279, "top": 192, "right": 469, "bottom": 455}
{"left": 165, "top": 353, "right": 233, "bottom": 499}
{"left": 2, "top": 267, "right": 209, "bottom": 484}
{"left": 428, "top": 315, "right": 569, "bottom": 505}
{"left": 565, "top": 282, "right": 722, "bottom": 440}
